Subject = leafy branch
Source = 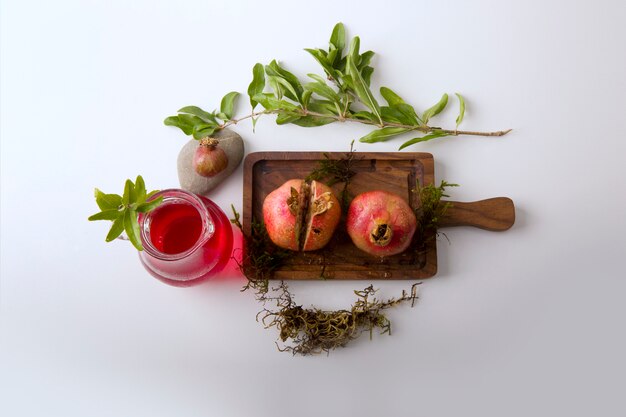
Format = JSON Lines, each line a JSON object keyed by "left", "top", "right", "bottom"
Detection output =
{"left": 164, "top": 23, "right": 511, "bottom": 149}
{"left": 88, "top": 175, "right": 162, "bottom": 251}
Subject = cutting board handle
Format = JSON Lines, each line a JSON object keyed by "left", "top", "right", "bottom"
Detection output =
{"left": 438, "top": 197, "right": 515, "bottom": 231}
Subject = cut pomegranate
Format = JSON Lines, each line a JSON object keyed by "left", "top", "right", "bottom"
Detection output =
{"left": 263, "top": 179, "right": 341, "bottom": 251}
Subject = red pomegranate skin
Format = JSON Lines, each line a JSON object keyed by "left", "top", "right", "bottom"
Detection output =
{"left": 302, "top": 181, "right": 341, "bottom": 251}
{"left": 263, "top": 179, "right": 341, "bottom": 251}
{"left": 193, "top": 144, "right": 228, "bottom": 177}
{"left": 263, "top": 179, "right": 302, "bottom": 251}
{"left": 346, "top": 190, "right": 417, "bottom": 257}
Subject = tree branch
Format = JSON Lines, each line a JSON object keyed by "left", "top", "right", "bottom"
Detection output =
{"left": 220, "top": 108, "right": 512, "bottom": 138}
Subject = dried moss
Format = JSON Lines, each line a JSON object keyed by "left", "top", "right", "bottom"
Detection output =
{"left": 413, "top": 179, "right": 459, "bottom": 250}
{"left": 230, "top": 206, "right": 292, "bottom": 297}
{"left": 305, "top": 140, "right": 358, "bottom": 210}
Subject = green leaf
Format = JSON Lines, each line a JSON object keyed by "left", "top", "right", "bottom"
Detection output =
{"left": 252, "top": 93, "right": 299, "bottom": 111}
{"left": 335, "top": 57, "right": 347, "bottom": 73}
{"left": 164, "top": 116, "right": 180, "bottom": 126}
{"left": 267, "top": 75, "right": 284, "bottom": 100}
{"left": 346, "top": 47, "right": 382, "bottom": 124}
{"left": 398, "top": 131, "right": 450, "bottom": 150}
{"left": 135, "top": 175, "right": 146, "bottom": 202}
{"left": 220, "top": 91, "right": 239, "bottom": 120}
{"left": 164, "top": 116, "right": 193, "bottom": 135}
{"left": 361, "top": 66, "right": 374, "bottom": 86}
{"left": 380, "top": 103, "right": 421, "bottom": 125}
{"left": 302, "top": 90, "right": 312, "bottom": 108}
{"left": 192, "top": 124, "right": 217, "bottom": 140}
{"left": 339, "top": 74, "right": 353, "bottom": 91}
{"left": 327, "top": 46, "right": 339, "bottom": 69}
{"left": 176, "top": 115, "right": 204, "bottom": 134}
{"left": 307, "top": 99, "right": 338, "bottom": 115}
{"left": 351, "top": 111, "right": 378, "bottom": 122}
{"left": 94, "top": 188, "right": 122, "bottom": 211}
{"left": 329, "top": 23, "right": 345, "bottom": 57}
{"left": 136, "top": 196, "right": 163, "bottom": 213}
{"left": 359, "top": 127, "right": 410, "bottom": 143}
{"left": 105, "top": 216, "right": 125, "bottom": 242}
{"left": 252, "top": 93, "right": 277, "bottom": 110}
{"left": 248, "top": 63, "right": 265, "bottom": 108}
{"left": 122, "top": 179, "right": 135, "bottom": 205}
{"left": 422, "top": 93, "right": 449, "bottom": 124}
{"left": 290, "top": 115, "right": 335, "bottom": 127}
{"left": 307, "top": 73, "right": 328, "bottom": 84}
{"left": 380, "top": 87, "right": 405, "bottom": 106}
{"left": 305, "top": 48, "right": 336, "bottom": 79}
{"left": 303, "top": 81, "right": 340, "bottom": 103}
{"left": 268, "top": 61, "right": 301, "bottom": 87}
{"left": 380, "top": 106, "right": 404, "bottom": 124}
{"left": 358, "top": 51, "right": 375, "bottom": 70}
{"left": 266, "top": 60, "right": 303, "bottom": 103}
{"left": 329, "top": 22, "right": 345, "bottom": 51}
{"left": 146, "top": 190, "right": 159, "bottom": 199}
{"left": 267, "top": 74, "right": 299, "bottom": 102}
{"left": 177, "top": 106, "right": 217, "bottom": 123}
{"left": 395, "top": 103, "right": 420, "bottom": 125}
{"left": 275, "top": 112, "right": 301, "bottom": 125}
{"left": 88, "top": 209, "right": 123, "bottom": 221}
{"left": 348, "top": 36, "right": 361, "bottom": 66}
{"left": 124, "top": 209, "right": 143, "bottom": 251}
{"left": 455, "top": 92, "right": 465, "bottom": 128}
{"left": 178, "top": 113, "right": 211, "bottom": 133}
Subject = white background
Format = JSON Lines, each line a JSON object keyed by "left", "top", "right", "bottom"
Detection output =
{"left": 2, "top": 0, "right": 626, "bottom": 416}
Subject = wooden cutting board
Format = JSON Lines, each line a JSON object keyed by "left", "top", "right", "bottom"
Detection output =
{"left": 242, "top": 151, "right": 514, "bottom": 280}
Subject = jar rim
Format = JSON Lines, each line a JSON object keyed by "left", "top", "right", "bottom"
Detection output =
{"left": 139, "top": 189, "right": 214, "bottom": 261}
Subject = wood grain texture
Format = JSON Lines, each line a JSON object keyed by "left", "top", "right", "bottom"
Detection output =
{"left": 242, "top": 152, "right": 516, "bottom": 280}
{"left": 439, "top": 198, "right": 515, "bottom": 231}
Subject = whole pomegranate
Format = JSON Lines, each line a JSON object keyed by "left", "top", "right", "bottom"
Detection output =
{"left": 346, "top": 190, "right": 417, "bottom": 257}
{"left": 193, "top": 137, "right": 228, "bottom": 177}
{"left": 263, "top": 179, "right": 341, "bottom": 251}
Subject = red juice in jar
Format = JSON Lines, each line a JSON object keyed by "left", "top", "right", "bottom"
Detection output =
{"left": 149, "top": 203, "right": 203, "bottom": 255}
{"left": 138, "top": 189, "right": 233, "bottom": 287}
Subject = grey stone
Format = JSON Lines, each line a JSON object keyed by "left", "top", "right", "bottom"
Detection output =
{"left": 177, "top": 129, "right": 244, "bottom": 196}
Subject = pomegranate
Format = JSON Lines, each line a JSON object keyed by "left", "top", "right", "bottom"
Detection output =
{"left": 193, "top": 138, "right": 228, "bottom": 177}
{"left": 263, "top": 179, "right": 341, "bottom": 251}
{"left": 346, "top": 190, "right": 417, "bottom": 257}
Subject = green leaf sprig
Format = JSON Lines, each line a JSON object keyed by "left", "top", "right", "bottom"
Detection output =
{"left": 165, "top": 23, "right": 511, "bottom": 149}
{"left": 164, "top": 91, "right": 241, "bottom": 140}
{"left": 88, "top": 175, "right": 162, "bottom": 251}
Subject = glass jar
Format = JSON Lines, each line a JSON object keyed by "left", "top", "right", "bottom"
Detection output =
{"left": 138, "top": 189, "right": 233, "bottom": 287}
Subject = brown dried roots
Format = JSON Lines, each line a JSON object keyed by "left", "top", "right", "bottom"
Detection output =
{"left": 259, "top": 282, "right": 419, "bottom": 355}
{"left": 231, "top": 206, "right": 420, "bottom": 355}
